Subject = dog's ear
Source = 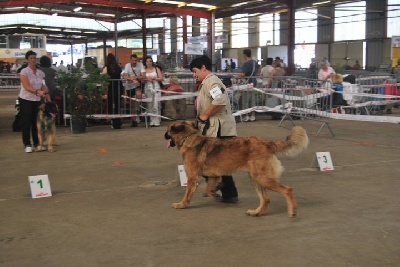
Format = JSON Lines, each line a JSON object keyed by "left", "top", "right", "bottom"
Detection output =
{"left": 39, "top": 103, "right": 46, "bottom": 111}
{"left": 170, "top": 124, "right": 186, "bottom": 134}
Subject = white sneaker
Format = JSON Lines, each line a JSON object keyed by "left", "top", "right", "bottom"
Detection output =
{"left": 25, "top": 146, "right": 33, "bottom": 153}
{"left": 242, "top": 115, "right": 249, "bottom": 122}
{"left": 250, "top": 116, "right": 256, "bottom": 122}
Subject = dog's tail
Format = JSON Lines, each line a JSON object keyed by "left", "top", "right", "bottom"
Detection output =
{"left": 272, "top": 126, "right": 309, "bottom": 157}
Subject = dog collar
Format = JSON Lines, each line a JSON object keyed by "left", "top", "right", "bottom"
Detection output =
{"left": 179, "top": 132, "right": 196, "bottom": 146}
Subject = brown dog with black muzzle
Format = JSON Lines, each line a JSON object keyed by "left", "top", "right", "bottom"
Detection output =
{"left": 165, "top": 121, "right": 309, "bottom": 217}
{"left": 37, "top": 102, "right": 58, "bottom": 152}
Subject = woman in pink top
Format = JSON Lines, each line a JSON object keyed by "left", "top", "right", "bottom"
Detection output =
{"left": 18, "top": 50, "right": 49, "bottom": 153}
{"left": 318, "top": 60, "right": 335, "bottom": 81}
{"left": 162, "top": 75, "right": 185, "bottom": 120}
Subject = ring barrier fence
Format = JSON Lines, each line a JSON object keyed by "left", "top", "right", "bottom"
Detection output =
{"left": 62, "top": 77, "right": 198, "bottom": 128}
{"left": 229, "top": 75, "right": 335, "bottom": 136}
{"left": 59, "top": 73, "right": 399, "bottom": 134}
{"left": 0, "top": 74, "right": 20, "bottom": 91}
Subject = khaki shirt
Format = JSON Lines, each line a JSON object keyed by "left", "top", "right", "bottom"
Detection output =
{"left": 197, "top": 73, "right": 237, "bottom": 137}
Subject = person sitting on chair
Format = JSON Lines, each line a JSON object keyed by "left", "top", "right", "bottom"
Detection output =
{"left": 162, "top": 76, "right": 186, "bottom": 120}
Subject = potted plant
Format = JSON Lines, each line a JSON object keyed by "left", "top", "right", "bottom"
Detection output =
{"left": 57, "top": 65, "right": 109, "bottom": 133}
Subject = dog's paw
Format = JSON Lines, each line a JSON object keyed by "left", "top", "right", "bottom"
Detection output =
{"left": 288, "top": 207, "right": 296, "bottom": 217}
{"left": 202, "top": 191, "right": 220, "bottom": 201}
{"left": 172, "top": 202, "right": 187, "bottom": 209}
{"left": 246, "top": 209, "right": 262, "bottom": 217}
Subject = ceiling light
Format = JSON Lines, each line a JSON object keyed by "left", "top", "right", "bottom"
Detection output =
{"left": 3, "top": 7, "right": 24, "bottom": 11}
{"left": 96, "top": 13, "right": 115, "bottom": 17}
{"left": 154, "top": 0, "right": 180, "bottom": 4}
{"left": 43, "top": 28, "right": 62, "bottom": 31}
{"left": 231, "top": 2, "right": 248, "bottom": 7}
{"left": 312, "top": 1, "right": 331, "bottom": 6}
{"left": 187, "top": 3, "right": 216, "bottom": 9}
{"left": 64, "top": 29, "right": 81, "bottom": 33}
{"left": 73, "top": 6, "right": 82, "bottom": 12}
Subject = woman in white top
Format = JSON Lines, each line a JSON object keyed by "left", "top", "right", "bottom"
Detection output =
{"left": 141, "top": 56, "right": 164, "bottom": 127}
{"left": 18, "top": 50, "right": 49, "bottom": 153}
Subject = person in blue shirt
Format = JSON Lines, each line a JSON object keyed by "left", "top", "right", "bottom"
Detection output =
{"left": 239, "top": 49, "right": 260, "bottom": 122}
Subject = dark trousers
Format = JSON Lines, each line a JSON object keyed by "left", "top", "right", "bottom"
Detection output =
{"left": 107, "top": 84, "right": 122, "bottom": 127}
{"left": 216, "top": 136, "right": 238, "bottom": 199}
{"left": 19, "top": 97, "right": 41, "bottom": 147}
{"left": 203, "top": 129, "right": 239, "bottom": 199}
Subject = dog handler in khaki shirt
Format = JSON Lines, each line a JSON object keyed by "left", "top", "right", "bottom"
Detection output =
{"left": 189, "top": 55, "right": 239, "bottom": 203}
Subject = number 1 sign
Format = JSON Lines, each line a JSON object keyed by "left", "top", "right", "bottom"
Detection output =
{"left": 29, "top": 174, "right": 52, "bottom": 198}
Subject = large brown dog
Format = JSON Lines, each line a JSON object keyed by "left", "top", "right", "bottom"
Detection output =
{"left": 165, "top": 121, "right": 309, "bottom": 217}
{"left": 37, "top": 102, "right": 58, "bottom": 152}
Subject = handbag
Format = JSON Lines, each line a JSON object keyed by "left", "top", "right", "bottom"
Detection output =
{"left": 155, "top": 67, "right": 166, "bottom": 88}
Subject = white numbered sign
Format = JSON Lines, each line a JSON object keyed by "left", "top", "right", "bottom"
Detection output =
{"left": 315, "top": 152, "right": 334, "bottom": 171}
{"left": 177, "top": 165, "right": 188, "bottom": 187}
{"left": 29, "top": 174, "right": 52, "bottom": 198}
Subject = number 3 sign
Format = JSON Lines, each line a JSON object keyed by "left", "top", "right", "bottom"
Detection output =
{"left": 29, "top": 175, "right": 52, "bottom": 198}
{"left": 312, "top": 152, "right": 334, "bottom": 171}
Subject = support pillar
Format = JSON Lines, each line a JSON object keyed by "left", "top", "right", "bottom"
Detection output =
{"left": 142, "top": 11, "right": 147, "bottom": 58}
{"left": 286, "top": 0, "right": 295, "bottom": 76}
{"left": 114, "top": 19, "right": 119, "bottom": 61}
{"left": 182, "top": 15, "right": 188, "bottom": 68}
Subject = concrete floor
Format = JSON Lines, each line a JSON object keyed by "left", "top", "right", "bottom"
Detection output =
{"left": 0, "top": 90, "right": 399, "bottom": 267}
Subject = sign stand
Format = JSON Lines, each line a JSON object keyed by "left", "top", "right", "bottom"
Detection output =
{"left": 29, "top": 174, "right": 52, "bottom": 198}
{"left": 177, "top": 165, "right": 188, "bottom": 186}
{"left": 311, "top": 152, "right": 334, "bottom": 171}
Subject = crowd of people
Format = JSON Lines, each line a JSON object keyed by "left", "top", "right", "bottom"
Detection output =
{"left": 15, "top": 49, "right": 365, "bottom": 155}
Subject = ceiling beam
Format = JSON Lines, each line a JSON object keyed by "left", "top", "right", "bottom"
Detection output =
{"left": 82, "top": 0, "right": 211, "bottom": 19}
{"left": 0, "top": 0, "right": 71, "bottom": 6}
{"left": 0, "top": 0, "right": 212, "bottom": 19}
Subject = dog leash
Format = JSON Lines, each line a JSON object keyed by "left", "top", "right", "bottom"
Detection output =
{"left": 196, "top": 116, "right": 210, "bottom": 136}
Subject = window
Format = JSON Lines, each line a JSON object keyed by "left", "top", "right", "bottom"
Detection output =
{"left": 335, "top": 1, "right": 366, "bottom": 41}
{"left": 294, "top": 44, "right": 315, "bottom": 68}
{"left": 215, "top": 18, "right": 224, "bottom": 50}
{"left": 0, "top": 36, "right": 6, "bottom": 48}
{"left": 295, "top": 9, "right": 317, "bottom": 44}
{"left": 164, "top": 19, "right": 171, "bottom": 53}
{"left": 200, "top": 18, "right": 208, "bottom": 35}
{"left": 259, "top": 13, "right": 280, "bottom": 46}
{"left": 177, "top": 16, "right": 183, "bottom": 52}
{"left": 231, "top": 14, "right": 248, "bottom": 48}
{"left": 387, "top": 0, "right": 400, "bottom": 37}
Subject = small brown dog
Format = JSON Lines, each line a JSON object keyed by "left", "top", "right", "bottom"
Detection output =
{"left": 165, "top": 121, "right": 309, "bottom": 217}
{"left": 37, "top": 102, "right": 58, "bottom": 152}
{"left": 330, "top": 73, "right": 343, "bottom": 84}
